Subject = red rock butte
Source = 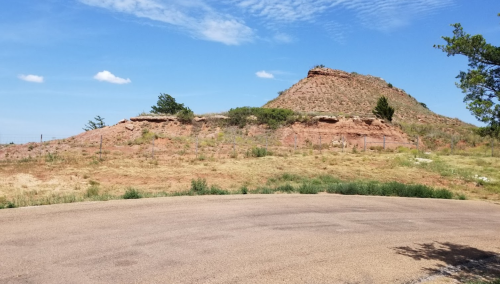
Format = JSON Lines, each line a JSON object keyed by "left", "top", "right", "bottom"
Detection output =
{"left": 264, "top": 67, "right": 464, "bottom": 126}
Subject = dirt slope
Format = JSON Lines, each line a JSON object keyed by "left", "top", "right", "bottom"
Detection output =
{"left": 264, "top": 67, "right": 465, "bottom": 125}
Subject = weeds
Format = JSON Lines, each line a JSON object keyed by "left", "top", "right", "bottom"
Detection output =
{"left": 86, "top": 185, "right": 100, "bottom": 198}
{"left": 251, "top": 147, "right": 268, "bottom": 157}
{"left": 123, "top": 188, "right": 142, "bottom": 199}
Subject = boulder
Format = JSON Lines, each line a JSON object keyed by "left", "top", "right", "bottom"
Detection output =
{"left": 118, "top": 119, "right": 128, "bottom": 124}
{"left": 125, "top": 124, "right": 135, "bottom": 131}
{"left": 194, "top": 117, "right": 206, "bottom": 122}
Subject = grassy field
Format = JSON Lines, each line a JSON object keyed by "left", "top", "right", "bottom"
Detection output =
{"left": 1, "top": 143, "right": 499, "bottom": 208}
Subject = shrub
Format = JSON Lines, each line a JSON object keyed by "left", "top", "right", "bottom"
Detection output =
{"left": 373, "top": 96, "right": 395, "bottom": 122}
{"left": 387, "top": 83, "right": 393, "bottom": 88}
{"left": 240, "top": 186, "right": 248, "bottom": 194}
{"left": 177, "top": 108, "right": 194, "bottom": 124}
{"left": 191, "top": 178, "right": 208, "bottom": 192}
{"left": 276, "top": 184, "right": 296, "bottom": 193}
{"left": 419, "top": 102, "right": 429, "bottom": 109}
{"left": 227, "top": 107, "right": 295, "bottom": 129}
{"left": 298, "top": 183, "right": 320, "bottom": 194}
{"left": 251, "top": 147, "right": 268, "bottom": 157}
{"left": 86, "top": 185, "right": 100, "bottom": 198}
{"left": 123, "top": 188, "right": 142, "bottom": 199}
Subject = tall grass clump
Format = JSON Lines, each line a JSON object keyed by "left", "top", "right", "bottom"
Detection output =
{"left": 326, "top": 181, "right": 453, "bottom": 199}
{"left": 251, "top": 147, "right": 268, "bottom": 157}
{"left": 275, "top": 184, "right": 296, "bottom": 193}
{"left": 123, "top": 187, "right": 142, "bottom": 199}
{"left": 85, "top": 185, "right": 100, "bottom": 198}
{"left": 191, "top": 178, "right": 208, "bottom": 192}
{"left": 190, "top": 178, "right": 230, "bottom": 195}
{"left": 298, "top": 183, "right": 320, "bottom": 194}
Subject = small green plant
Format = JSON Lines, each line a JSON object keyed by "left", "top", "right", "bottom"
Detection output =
{"left": 373, "top": 96, "right": 395, "bottom": 122}
{"left": 240, "top": 186, "right": 248, "bottom": 194}
{"left": 298, "top": 183, "right": 319, "bottom": 194}
{"left": 123, "top": 188, "right": 142, "bottom": 199}
{"left": 251, "top": 147, "right": 268, "bottom": 157}
{"left": 191, "top": 178, "right": 208, "bottom": 192}
{"left": 86, "top": 185, "right": 100, "bottom": 198}
{"left": 276, "top": 184, "right": 295, "bottom": 193}
{"left": 387, "top": 83, "right": 393, "bottom": 88}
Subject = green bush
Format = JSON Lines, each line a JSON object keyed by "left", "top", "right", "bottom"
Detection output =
{"left": 191, "top": 178, "right": 208, "bottom": 192}
{"left": 177, "top": 108, "right": 194, "bottom": 124}
{"left": 227, "top": 107, "right": 295, "bottom": 129}
{"left": 298, "top": 183, "right": 320, "bottom": 194}
{"left": 276, "top": 184, "right": 296, "bottom": 193}
{"left": 251, "top": 147, "right": 268, "bottom": 157}
{"left": 240, "top": 186, "right": 248, "bottom": 194}
{"left": 123, "top": 188, "right": 142, "bottom": 199}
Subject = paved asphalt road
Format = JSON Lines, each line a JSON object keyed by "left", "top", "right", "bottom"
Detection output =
{"left": 1, "top": 194, "right": 499, "bottom": 284}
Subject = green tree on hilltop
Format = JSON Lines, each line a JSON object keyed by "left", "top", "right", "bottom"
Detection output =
{"left": 151, "top": 93, "right": 186, "bottom": 114}
{"left": 83, "top": 115, "right": 106, "bottom": 131}
{"left": 435, "top": 13, "right": 500, "bottom": 134}
{"left": 373, "top": 96, "right": 395, "bottom": 122}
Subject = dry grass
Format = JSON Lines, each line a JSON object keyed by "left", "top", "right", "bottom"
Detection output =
{"left": 1, "top": 143, "right": 498, "bottom": 208}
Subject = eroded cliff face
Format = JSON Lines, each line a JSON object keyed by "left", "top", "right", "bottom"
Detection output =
{"left": 0, "top": 115, "right": 414, "bottom": 161}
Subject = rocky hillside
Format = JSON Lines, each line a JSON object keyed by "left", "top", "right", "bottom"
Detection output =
{"left": 264, "top": 67, "right": 464, "bottom": 125}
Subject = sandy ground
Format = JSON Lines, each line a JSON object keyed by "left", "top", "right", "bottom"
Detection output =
{"left": 1, "top": 195, "right": 499, "bottom": 283}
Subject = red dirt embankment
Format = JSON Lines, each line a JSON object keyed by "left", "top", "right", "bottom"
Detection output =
{"left": 0, "top": 116, "right": 412, "bottom": 161}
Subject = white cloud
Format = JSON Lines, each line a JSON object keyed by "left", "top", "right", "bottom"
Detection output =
{"left": 18, "top": 74, "right": 44, "bottom": 83}
{"left": 232, "top": 0, "right": 455, "bottom": 31}
{"left": 93, "top": 71, "right": 131, "bottom": 84}
{"left": 80, "top": 0, "right": 254, "bottom": 45}
{"left": 256, "top": 71, "right": 274, "bottom": 79}
{"left": 273, "top": 33, "right": 294, "bottom": 43}
{"left": 80, "top": 0, "right": 454, "bottom": 44}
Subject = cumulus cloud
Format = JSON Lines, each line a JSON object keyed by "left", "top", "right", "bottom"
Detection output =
{"left": 18, "top": 74, "right": 44, "bottom": 83}
{"left": 93, "top": 71, "right": 131, "bottom": 84}
{"left": 256, "top": 71, "right": 274, "bottom": 79}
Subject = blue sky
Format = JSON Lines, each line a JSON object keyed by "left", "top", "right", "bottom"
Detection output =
{"left": 1, "top": 0, "right": 499, "bottom": 143}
